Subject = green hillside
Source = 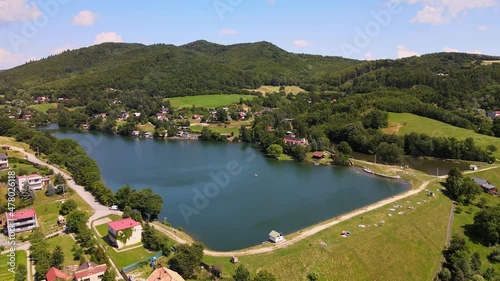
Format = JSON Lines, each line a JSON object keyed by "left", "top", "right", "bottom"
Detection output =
{"left": 386, "top": 113, "right": 500, "bottom": 159}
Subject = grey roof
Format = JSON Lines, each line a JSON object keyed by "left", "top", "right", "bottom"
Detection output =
{"left": 0, "top": 153, "right": 7, "bottom": 160}
{"left": 269, "top": 230, "right": 281, "bottom": 238}
{"left": 483, "top": 184, "right": 497, "bottom": 190}
{"left": 473, "top": 178, "right": 488, "bottom": 186}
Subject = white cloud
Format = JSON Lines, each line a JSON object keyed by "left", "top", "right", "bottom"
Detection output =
{"left": 293, "top": 40, "right": 312, "bottom": 48}
{"left": 72, "top": 10, "right": 97, "bottom": 27}
{"left": 478, "top": 25, "right": 489, "bottom": 31}
{"left": 391, "top": 0, "right": 498, "bottom": 24}
{"left": 469, "top": 50, "right": 482, "bottom": 55}
{"left": 444, "top": 47, "right": 460, "bottom": 52}
{"left": 93, "top": 32, "right": 123, "bottom": 45}
{"left": 52, "top": 44, "right": 76, "bottom": 55}
{"left": 0, "top": 48, "right": 36, "bottom": 69}
{"left": 219, "top": 29, "right": 239, "bottom": 36}
{"left": 364, "top": 51, "right": 374, "bottom": 61}
{"left": 0, "top": 0, "right": 41, "bottom": 23}
{"left": 397, "top": 45, "right": 420, "bottom": 58}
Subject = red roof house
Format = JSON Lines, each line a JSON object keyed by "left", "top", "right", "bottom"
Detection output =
{"left": 46, "top": 267, "right": 71, "bottom": 281}
{"left": 107, "top": 217, "right": 141, "bottom": 232}
{"left": 312, "top": 152, "right": 325, "bottom": 159}
{"left": 74, "top": 261, "right": 107, "bottom": 281}
{"left": 107, "top": 218, "right": 143, "bottom": 248}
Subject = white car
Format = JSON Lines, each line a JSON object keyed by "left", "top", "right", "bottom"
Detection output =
{"left": 109, "top": 205, "right": 118, "bottom": 210}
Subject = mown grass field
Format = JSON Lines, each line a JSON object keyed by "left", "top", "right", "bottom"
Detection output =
{"left": 204, "top": 182, "right": 451, "bottom": 281}
{"left": 385, "top": 113, "right": 500, "bottom": 159}
{"left": 0, "top": 251, "right": 27, "bottom": 281}
{"left": 190, "top": 125, "right": 240, "bottom": 136}
{"left": 248, "top": 85, "right": 307, "bottom": 95}
{"left": 167, "top": 94, "right": 256, "bottom": 108}
{"left": 46, "top": 234, "right": 80, "bottom": 267}
{"left": 481, "top": 60, "right": 500, "bottom": 66}
{"left": 28, "top": 103, "right": 58, "bottom": 113}
{"left": 451, "top": 168, "right": 500, "bottom": 273}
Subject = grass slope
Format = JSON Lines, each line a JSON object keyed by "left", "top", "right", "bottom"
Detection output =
{"left": 385, "top": 113, "right": 500, "bottom": 159}
{"left": 249, "top": 85, "right": 307, "bottom": 95}
{"left": 205, "top": 182, "right": 450, "bottom": 281}
{"left": 167, "top": 94, "right": 256, "bottom": 108}
{"left": 46, "top": 234, "right": 80, "bottom": 267}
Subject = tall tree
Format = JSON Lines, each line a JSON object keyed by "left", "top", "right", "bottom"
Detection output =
{"left": 50, "top": 246, "right": 64, "bottom": 269}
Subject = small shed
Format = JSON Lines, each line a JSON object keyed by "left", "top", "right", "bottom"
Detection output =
{"left": 269, "top": 230, "right": 284, "bottom": 243}
{"left": 57, "top": 215, "right": 66, "bottom": 225}
{"left": 230, "top": 256, "right": 239, "bottom": 264}
{"left": 312, "top": 152, "right": 324, "bottom": 159}
{"left": 469, "top": 165, "right": 478, "bottom": 171}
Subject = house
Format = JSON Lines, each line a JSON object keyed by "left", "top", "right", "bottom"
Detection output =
{"left": 239, "top": 112, "right": 247, "bottom": 119}
{"left": 131, "top": 130, "right": 140, "bottom": 137}
{"left": 57, "top": 215, "right": 66, "bottom": 226}
{"left": 74, "top": 261, "right": 107, "bottom": 281}
{"left": 23, "top": 114, "right": 32, "bottom": 120}
{"left": 133, "top": 112, "right": 141, "bottom": 117}
{"left": 36, "top": 96, "right": 50, "bottom": 102}
{"left": 146, "top": 267, "right": 185, "bottom": 281}
{"left": 160, "top": 107, "right": 170, "bottom": 114}
{"left": 107, "top": 218, "right": 142, "bottom": 248}
{"left": 16, "top": 173, "right": 43, "bottom": 191}
{"left": 46, "top": 267, "right": 71, "bottom": 281}
{"left": 487, "top": 111, "right": 500, "bottom": 119}
{"left": 192, "top": 114, "right": 202, "bottom": 120}
{"left": 473, "top": 177, "right": 497, "bottom": 194}
{"left": 82, "top": 124, "right": 90, "bottom": 131}
{"left": 230, "top": 256, "right": 239, "bottom": 264}
{"left": 4, "top": 208, "right": 37, "bottom": 235}
{"left": 156, "top": 114, "right": 168, "bottom": 121}
{"left": 269, "top": 230, "right": 284, "bottom": 243}
{"left": 283, "top": 137, "right": 309, "bottom": 147}
{"left": 1, "top": 145, "right": 10, "bottom": 150}
{"left": 312, "top": 152, "right": 324, "bottom": 159}
{"left": 0, "top": 153, "right": 8, "bottom": 170}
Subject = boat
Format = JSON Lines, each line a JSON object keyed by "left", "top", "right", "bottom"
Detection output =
{"left": 254, "top": 173, "right": 258, "bottom": 177}
{"left": 363, "top": 168, "right": 374, "bottom": 174}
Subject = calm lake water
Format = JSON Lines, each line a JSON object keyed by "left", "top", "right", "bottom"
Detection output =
{"left": 42, "top": 125, "right": 409, "bottom": 251}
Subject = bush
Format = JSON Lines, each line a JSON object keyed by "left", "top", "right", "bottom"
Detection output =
{"left": 488, "top": 248, "right": 500, "bottom": 263}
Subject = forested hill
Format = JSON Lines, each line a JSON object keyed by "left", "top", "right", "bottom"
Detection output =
{"left": 0, "top": 40, "right": 359, "bottom": 96}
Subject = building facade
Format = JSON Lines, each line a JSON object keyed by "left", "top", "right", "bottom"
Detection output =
{"left": 16, "top": 174, "right": 43, "bottom": 191}
{"left": 4, "top": 208, "right": 38, "bottom": 235}
{"left": 107, "top": 218, "right": 143, "bottom": 248}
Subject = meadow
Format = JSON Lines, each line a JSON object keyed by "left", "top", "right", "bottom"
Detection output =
{"left": 385, "top": 113, "right": 500, "bottom": 159}
{"left": 204, "top": 182, "right": 451, "bottom": 281}
{"left": 167, "top": 94, "right": 256, "bottom": 108}
{"left": 248, "top": 85, "right": 307, "bottom": 95}
{"left": 28, "top": 103, "right": 58, "bottom": 113}
{"left": 0, "top": 251, "right": 27, "bottom": 281}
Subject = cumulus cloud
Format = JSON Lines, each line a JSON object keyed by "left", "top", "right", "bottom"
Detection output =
{"left": 444, "top": 47, "right": 460, "bottom": 52}
{"left": 219, "top": 29, "right": 239, "bottom": 36}
{"left": 478, "top": 25, "right": 489, "bottom": 31}
{"left": 72, "top": 10, "right": 97, "bottom": 27}
{"left": 0, "top": 48, "right": 36, "bottom": 69}
{"left": 397, "top": 45, "right": 420, "bottom": 58}
{"left": 0, "top": 0, "right": 41, "bottom": 23}
{"left": 93, "top": 32, "right": 123, "bottom": 45}
{"left": 364, "top": 52, "right": 374, "bottom": 61}
{"left": 391, "top": 0, "right": 498, "bottom": 24}
{"left": 469, "top": 50, "right": 482, "bottom": 55}
{"left": 293, "top": 40, "right": 312, "bottom": 48}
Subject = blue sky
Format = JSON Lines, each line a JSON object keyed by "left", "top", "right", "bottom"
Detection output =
{"left": 0, "top": 0, "right": 499, "bottom": 69}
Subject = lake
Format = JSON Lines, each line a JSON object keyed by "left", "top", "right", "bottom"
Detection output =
{"left": 43, "top": 125, "right": 409, "bottom": 251}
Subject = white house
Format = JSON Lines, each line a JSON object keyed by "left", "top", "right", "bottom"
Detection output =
{"left": 16, "top": 174, "right": 43, "bottom": 191}
{"left": 0, "top": 153, "right": 8, "bottom": 170}
{"left": 107, "top": 218, "right": 142, "bottom": 248}
{"left": 269, "top": 230, "right": 284, "bottom": 243}
{"left": 487, "top": 111, "right": 500, "bottom": 119}
{"left": 73, "top": 261, "right": 107, "bottom": 281}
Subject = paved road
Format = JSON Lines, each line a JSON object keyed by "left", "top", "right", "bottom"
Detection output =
{"left": 4, "top": 145, "right": 123, "bottom": 279}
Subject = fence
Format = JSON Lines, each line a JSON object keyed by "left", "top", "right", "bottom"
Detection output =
{"left": 121, "top": 251, "right": 163, "bottom": 273}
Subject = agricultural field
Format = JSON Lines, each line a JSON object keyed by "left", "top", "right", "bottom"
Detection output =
{"left": 204, "top": 182, "right": 451, "bottom": 281}
{"left": 481, "top": 60, "right": 500, "bottom": 66}
{"left": 248, "top": 85, "right": 307, "bottom": 95}
{"left": 167, "top": 94, "right": 256, "bottom": 108}
{"left": 0, "top": 251, "right": 27, "bottom": 281}
{"left": 385, "top": 113, "right": 500, "bottom": 159}
{"left": 28, "top": 103, "right": 58, "bottom": 113}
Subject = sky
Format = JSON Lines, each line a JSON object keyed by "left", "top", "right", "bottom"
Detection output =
{"left": 0, "top": 0, "right": 499, "bottom": 69}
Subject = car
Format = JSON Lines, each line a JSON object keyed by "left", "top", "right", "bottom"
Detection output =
{"left": 109, "top": 205, "right": 118, "bottom": 210}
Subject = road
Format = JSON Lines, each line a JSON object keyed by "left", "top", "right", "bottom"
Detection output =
{"left": 4, "top": 145, "right": 123, "bottom": 279}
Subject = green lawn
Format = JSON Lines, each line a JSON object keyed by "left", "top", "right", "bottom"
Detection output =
{"left": 0, "top": 251, "right": 27, "bottom": 281}
{"left": 167, "top": 94, "right": 256, "bottom": 108}
{"left": 386, "top": 113, "right": 500, "bottom": 159}
{"left": 28, "top": 103, "right": 57, "bottom": 113}
{"left": 204, "top": 182, "right": 451, "bottom": 281}
{"left": 451, "top": 168, "right": 500, "bottom": 273}
{"left": 248, "top": 85, "right": 307, "bottom": 95}
{"left": 190, "top": 125, "right": 240, "bottom": 136}
{"left": 46, "top": 234, "right": 80, "bottom": 267}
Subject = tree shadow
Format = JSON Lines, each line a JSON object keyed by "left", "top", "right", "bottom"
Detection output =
{"left": 462, "top": 223, "right": 491, "bottom": 247}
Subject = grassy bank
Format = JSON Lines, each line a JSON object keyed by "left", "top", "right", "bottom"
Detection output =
{"left": 167, "top": 94, "right": 256, "bottom": 108}
{"left": 384, "top": 113, "right": 500, "bottom": 159}
{"left": 204, "top": 182, "right": 450, "bottom": 280}
{"left": 28, "top": 103, "right": 58, "bottom": 113}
